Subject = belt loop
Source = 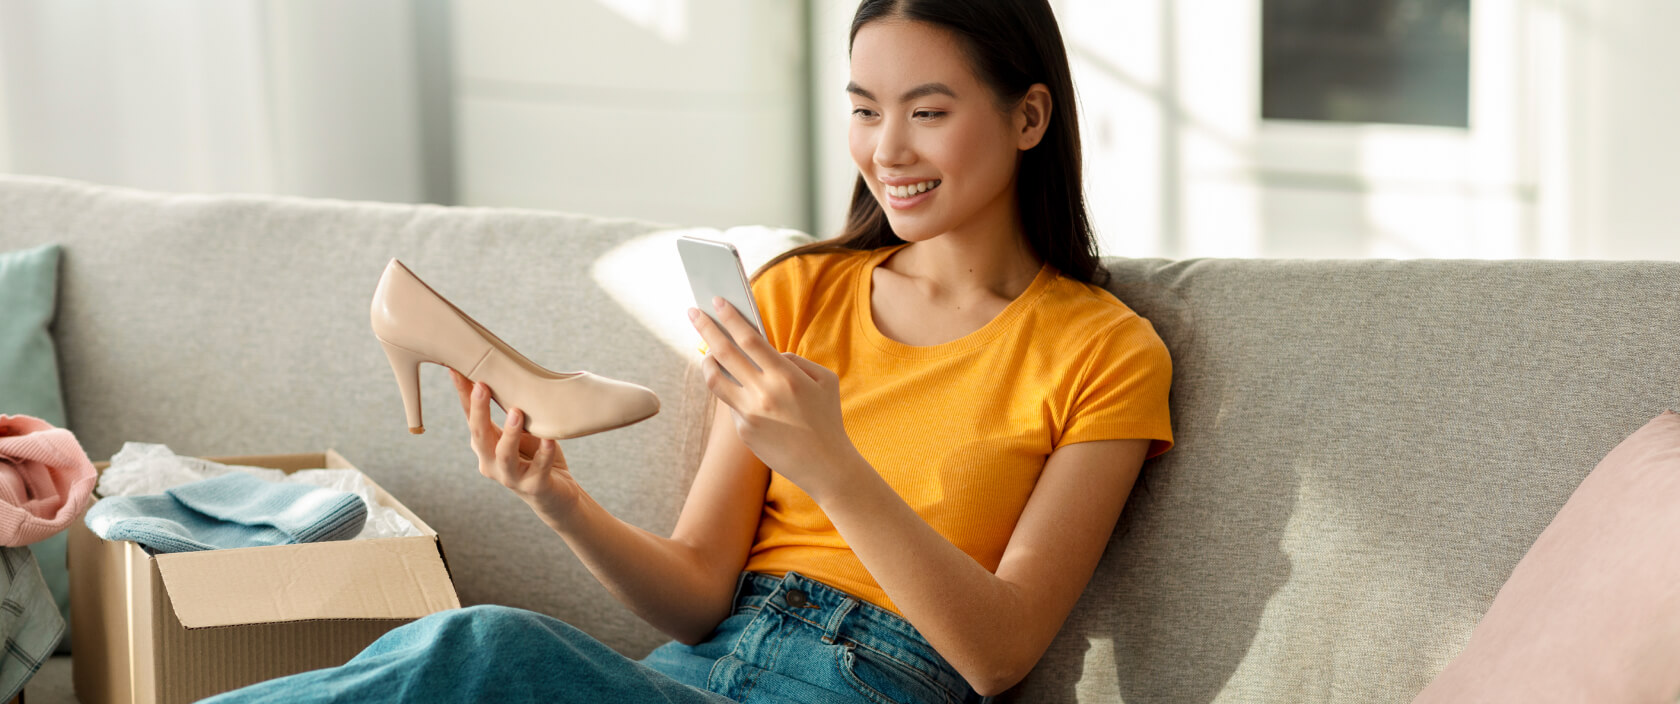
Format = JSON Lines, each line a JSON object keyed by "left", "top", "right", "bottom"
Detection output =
{"left": 820, "top": 598, "right": 857, "bottom": 644}
{"left": 730, "top": 571, "right": 752, "bottom": 609}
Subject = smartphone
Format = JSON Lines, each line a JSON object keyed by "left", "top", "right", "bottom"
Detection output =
{"left": 677, "top": 235, "right": 766, "bottom": 382}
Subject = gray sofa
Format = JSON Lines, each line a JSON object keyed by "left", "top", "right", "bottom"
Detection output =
{"left": 3, "top": 172, "right": 1677, "bottom": 703}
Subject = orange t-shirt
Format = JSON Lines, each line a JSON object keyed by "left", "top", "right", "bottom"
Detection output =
{"left": 742, "top": 243, "right": 1173, "bottom": 614}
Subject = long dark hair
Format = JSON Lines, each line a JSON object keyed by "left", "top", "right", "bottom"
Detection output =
{"left": 751, "top": 0, "right": 1105, "bottom": 288}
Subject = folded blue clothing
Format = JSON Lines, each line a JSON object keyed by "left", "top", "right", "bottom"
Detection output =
{"left": 84, "top": 473, "right": 368, "bottom": 554}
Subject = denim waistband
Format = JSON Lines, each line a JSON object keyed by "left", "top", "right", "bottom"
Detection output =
{"left": 734, "top": 571, "right": 974, "bottom": 702}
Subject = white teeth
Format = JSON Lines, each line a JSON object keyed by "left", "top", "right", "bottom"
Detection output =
{"left": 887, "top": 180, "right": 939, "bottom": 197}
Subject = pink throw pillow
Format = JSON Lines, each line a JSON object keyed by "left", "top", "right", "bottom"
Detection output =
{"left": 1414, "top": 410, "right": 1680, "bottom": 703}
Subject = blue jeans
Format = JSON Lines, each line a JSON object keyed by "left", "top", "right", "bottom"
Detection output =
{"left": 201, "top": 571, "right": 986, "bottom": 703}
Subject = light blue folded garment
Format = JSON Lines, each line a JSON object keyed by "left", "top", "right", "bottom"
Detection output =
{"left": 84, "top": 473, "right": 368, "bottom": 554}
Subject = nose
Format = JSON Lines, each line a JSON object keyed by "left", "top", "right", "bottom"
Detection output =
{"left": 872, "top": 116, "right": 914, "bottom": 170}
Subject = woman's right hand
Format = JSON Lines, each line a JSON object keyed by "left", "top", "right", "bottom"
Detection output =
{"left": 450, "top": 368, "right": 583, "bottom": 515}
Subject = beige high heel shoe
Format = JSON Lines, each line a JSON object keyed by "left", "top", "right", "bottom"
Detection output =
{"left": 370, "top": 258, "right": 660, "bottom": 440}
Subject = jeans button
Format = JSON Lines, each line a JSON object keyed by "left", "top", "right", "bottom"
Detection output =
{"left": 784, "top": 589, "right": 810, "bottom": 608}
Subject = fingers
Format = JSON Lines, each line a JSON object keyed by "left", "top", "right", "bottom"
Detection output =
{"left": 458, "top": 378, "right": 554, "bottom": 497}
{"left": 690, "top": 301, "right": 767, "bottom": 385}
{"left": 782, "top": 352, "right": 826, "bottom": 382}
{"left": 451, "top": 369, "right": 474, "bottom": 418}
{"left": 708, "top": 297, "right": 776, "bottom": 368}
{"left": 466, "top": 380, "right": 500, "bottom": 460}
{"left": 460, "top": 376, "right": 549, "bottom": 472}
{"left": 529, "top": 437, "right": 557, "bottom": 473}
{"left": 696, "top": 348, "right": 744, "bottom": 409}
{"left": 497, "top": 406, "right": 524, "bottom": 468}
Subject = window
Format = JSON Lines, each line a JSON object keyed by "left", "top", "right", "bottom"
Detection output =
{"left": 1262, "top": 0, "right": 1472, "bottom": 128}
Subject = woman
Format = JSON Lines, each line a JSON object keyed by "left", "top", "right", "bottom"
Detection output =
{"left": 208, "top": 1, "right": 1171, "bottom": 701}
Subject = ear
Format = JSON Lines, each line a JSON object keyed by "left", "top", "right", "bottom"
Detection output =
{"left": 1014, "top": 83, "right": 1053, "bottom": 151}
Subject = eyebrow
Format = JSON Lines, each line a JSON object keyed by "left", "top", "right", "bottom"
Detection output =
{"left": 846, "top": 81, "right": 958, "bottom": 103}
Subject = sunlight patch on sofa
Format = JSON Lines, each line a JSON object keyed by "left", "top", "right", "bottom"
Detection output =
{"left": 590, "top": 225, "right": 813, "bottom": 361}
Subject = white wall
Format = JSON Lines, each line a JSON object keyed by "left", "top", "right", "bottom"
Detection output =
{"left": 0, "top": 1, "right": 812, "bottom": 230}
{"left": 0, "top": 0, "right": 425, "bottom": 203}
{"left": 810, "top": 0, "right": 861, "bottom": 241}
{"left": 261, "top": 1, "right": 426, "bottom": 202}
{"left": 0, "top": 1, "right": 275, "bottom": 193}
{"left": 1565, "top": 0, "right": 1680, "bottom": 260}
{"left": 449, "top": 0, "right": 809, "bottom": 231}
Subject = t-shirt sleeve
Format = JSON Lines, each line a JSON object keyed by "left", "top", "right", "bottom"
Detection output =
{"left": 1055, "top": 315, "right": 1175, "bottom": 458}
{"left": 749, "top": 255, "right": 803, "bottom": 354}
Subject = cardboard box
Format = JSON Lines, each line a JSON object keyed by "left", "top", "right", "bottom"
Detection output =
{"left": 68, "top": 451, "right": 460, "bottom": 704}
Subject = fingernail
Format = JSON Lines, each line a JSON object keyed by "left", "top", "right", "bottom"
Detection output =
{"left": 473, "top": 382, "right": 486, "bottom": 400}
{"left": 687, "top": 307, "right": 699, "bottom": 322}
{"left": 712, "top": 296, "right": 724, "bottom": 310}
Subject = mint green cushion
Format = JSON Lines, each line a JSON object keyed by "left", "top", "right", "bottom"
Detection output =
{"left": 0, "top": 243, "right": 65, "bottom": 426}
{"left": 0, "top": 242, "right": 71, "bottom": 653}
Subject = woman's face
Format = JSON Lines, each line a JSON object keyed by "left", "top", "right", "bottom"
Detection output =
{"left": 848, "top": 20, "right": 1028, "bottom": 243}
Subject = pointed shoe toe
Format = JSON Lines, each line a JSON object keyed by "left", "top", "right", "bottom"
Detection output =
{"left": 523, "top": 372, "right": 662, "bottom": 440}
{"left": 369, "top": 258, "right": 661, "bottom": 440}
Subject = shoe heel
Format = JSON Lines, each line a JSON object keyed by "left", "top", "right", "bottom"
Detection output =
{"left": 379, "top": 339, "right": 427, "bottom": 434}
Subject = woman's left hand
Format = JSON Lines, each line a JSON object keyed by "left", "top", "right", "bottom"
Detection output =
{"left": 690, "top": 297, "right": 861, "bottom": 496}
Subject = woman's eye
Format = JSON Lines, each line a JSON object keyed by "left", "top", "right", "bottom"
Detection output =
{"left": 915, "top": 110, "right": 946, "bottom": 120}
{"left": 851, "top": 108, "right": 875, "bottom": 118}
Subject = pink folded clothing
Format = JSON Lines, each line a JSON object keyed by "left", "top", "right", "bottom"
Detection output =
{"left": 0, "top": 414, "right": 97, "bottom": 546}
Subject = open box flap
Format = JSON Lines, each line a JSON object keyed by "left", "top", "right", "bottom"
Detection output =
{"left": 154, "top": 535, "right": 460, "bottom": 629}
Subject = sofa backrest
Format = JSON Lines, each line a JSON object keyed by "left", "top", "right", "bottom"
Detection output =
{"left": 0, "top": 174, "right": 717, "bottom": 658}
{"left": 4, "top": 174, "right": 1678, "bottom": 702}
{"left": 1013, "top": 257, "right": 1680, "bottom": 702}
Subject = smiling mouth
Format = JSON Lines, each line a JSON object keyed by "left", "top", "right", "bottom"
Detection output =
{"left": 883, "top": 180, "right": 941, "bottom": 198}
